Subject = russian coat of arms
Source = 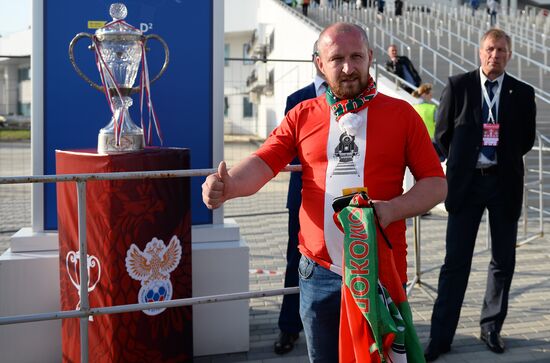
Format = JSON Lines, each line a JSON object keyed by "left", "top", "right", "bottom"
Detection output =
{"left": 125, "top": 235, "right": 182, "bottom": 316}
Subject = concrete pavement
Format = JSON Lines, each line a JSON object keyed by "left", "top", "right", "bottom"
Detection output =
{"left": 1, "top": 139, "right": 549, "bottom": 362}
{"left": 0, "top": 141, "right": 31, "bottom": 253}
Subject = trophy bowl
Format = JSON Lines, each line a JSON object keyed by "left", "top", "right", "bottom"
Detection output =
{"left": 69, "top": 3, "right": 169, "bottom": 154}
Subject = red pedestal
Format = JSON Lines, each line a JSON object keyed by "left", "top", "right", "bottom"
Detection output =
{"left": 56, "top": 148, "right": 192, "bottom": 363}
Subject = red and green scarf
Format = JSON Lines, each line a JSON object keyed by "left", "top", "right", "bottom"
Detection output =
{"left": 325, "top": 76, "right": 378, "bottom": 121}
{"left": 335, "top": 193, "right": 425, "bottom": 363}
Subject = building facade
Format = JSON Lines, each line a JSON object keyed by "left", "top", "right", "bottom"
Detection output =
{"left": 225, "top": 0, "right": 319, "bottom": 138}
{"left": 0, "top": 28, "right": 31, "bottom": 123}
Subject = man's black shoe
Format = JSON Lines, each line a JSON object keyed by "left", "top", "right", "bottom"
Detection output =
{"left": 480, "top": 330, "right": 505, "bottom": 353}
{"left": 424, "top": 340, "right": 450, "bottom": 362}
{"left": 274, "top": 331, "right": 299, "bottom": 355}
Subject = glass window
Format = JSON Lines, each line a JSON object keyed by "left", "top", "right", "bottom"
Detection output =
{"left": 243, "top": 96, "right": 253, "bottom": 118}
{"left": 224, "top": 44, "right": 230, "bottom": 67}
{"left": 18, "top": 102, "right": 31, "bottom": 117}
{"left": 224, "top": 96, "right": 229, "bottom": 117}
{"left": 242, "top": 44, "right": 254, "bottom": 65}
{"left": 268, "top": 31, "right": 275, "bottom": 55}
{"left": 18, "top": 67, "right": 30, "bottom": 81}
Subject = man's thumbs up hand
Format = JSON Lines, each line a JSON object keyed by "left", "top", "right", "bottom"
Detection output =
{"left": 217, "top": 160, "right": 229, "bottom": 183}
{"left": 202, "top": 155, "right": 274, "bottom": 210}
{"left": 202, "top": 161, "right": 229, "bottom": 210}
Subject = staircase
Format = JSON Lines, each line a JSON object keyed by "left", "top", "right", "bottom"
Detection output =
{"left": 290, "top": 1, "right": 550, "bottom": 217}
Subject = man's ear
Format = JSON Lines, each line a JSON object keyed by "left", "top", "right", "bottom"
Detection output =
{"left": 316, "top": 56, "right": 324, "bottom": 74}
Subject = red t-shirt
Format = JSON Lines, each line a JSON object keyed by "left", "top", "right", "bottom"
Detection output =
{"left": 255, "top": 92, "right": 444, "bottom": 283}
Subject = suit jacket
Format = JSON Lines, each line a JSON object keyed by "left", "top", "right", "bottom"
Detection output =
{"left": 284, "top": 82, "right": 317, "bottom": 210}
{"left": 435, "top": 69, "right": 536, "bottom": 218}
{"left": 385, "top": 56, "right": 422, "bottom": 87}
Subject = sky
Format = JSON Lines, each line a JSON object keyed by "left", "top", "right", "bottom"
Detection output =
{"left": 0, "top": 0, "right": 31, "bottom": 37}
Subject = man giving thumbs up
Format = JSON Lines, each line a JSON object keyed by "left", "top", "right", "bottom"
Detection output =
{"left": 202, "top": 22, "right": 446, "bottom": 362}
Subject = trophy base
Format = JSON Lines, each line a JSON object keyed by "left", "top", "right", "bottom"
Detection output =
{"left": 97, "top": 132, "right": 145, "bottom": 154}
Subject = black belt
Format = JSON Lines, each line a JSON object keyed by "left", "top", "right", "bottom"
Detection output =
{"left": 475, "top": 165, "right": 498, "bottom": 176}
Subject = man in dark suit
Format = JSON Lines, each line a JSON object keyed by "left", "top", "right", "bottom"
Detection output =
{"left": 385, "top": 44, "right": 422, "bottom": 93}
{"left": 394, "top": 0, "right": 403, "bottom": 16}
{"left": 424, "top": 28, "right": 536, "bottom": 361}
{"left": 274, "top": 42, "right": 327, "bottom": 355}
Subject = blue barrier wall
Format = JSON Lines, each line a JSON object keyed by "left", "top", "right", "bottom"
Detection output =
{"left": 43, "top": 0, "right": 213, "bottom": 229}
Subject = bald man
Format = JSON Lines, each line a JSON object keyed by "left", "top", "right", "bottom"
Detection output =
{"left": 203, "top": 22, "right": 446, "bottom": 362}
{"left": 385, "top": 44, "right": 422, "bottom": 93}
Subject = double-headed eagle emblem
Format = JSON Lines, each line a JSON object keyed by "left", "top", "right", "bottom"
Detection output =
{"left": 125, "top": 236, "right": 182, "bottom": 315}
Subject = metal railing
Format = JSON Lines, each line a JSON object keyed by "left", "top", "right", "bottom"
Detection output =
{"left": 431, "top": 3, "right": 550, "bottom": 55}
{"left": 520, "top": 132, "right": 550, "bottom": 244}
{"left": 313, "top": 4, "right": 469, "bottom": 89}
{"left": 379, "top": 19, "right": 469, "bottom": 85}
{"left": 426, "top": 8, "right": 550, "bottom": 103}
{"left": 425, "top": 7, "right": 550, "bottom": 76}
{"left": 373, "top": 62, "right": 440, "bottom": 106}
{"left": 407, "top": 132, "right": 548, "bottom": 296}
{"left": 1, "top": 137, "right": 546, "bottom": 359}
{"left": 403, "top": 14, "right": 550, "bottom": 103}
{"left": 1, "top": 4, "right": 549, "bottom": 361}
{"left": 365, "top": 4, "right": 550, "bottom": 104}
{"left": 0, "top": 166, "right": 300, "bottom": 363}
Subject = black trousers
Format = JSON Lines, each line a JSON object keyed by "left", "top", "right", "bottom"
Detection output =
{"left": 430, "top": 173, "right": 518, "bottom": 346}
{"left": 278, "top": 207, "right": 303, "bottom": 334}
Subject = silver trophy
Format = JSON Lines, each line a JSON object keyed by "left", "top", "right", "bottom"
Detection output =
{"left": 69, "top": 3, "right": 169, "bottom": 154}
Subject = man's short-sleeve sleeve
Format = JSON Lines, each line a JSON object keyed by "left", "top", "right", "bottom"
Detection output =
{"left": 254, "top": 110, "right": 299, "bottom": 176}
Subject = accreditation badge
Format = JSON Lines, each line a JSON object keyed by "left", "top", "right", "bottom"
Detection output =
{"left": 482, "top": 123, "right": 500, "bottom": 146}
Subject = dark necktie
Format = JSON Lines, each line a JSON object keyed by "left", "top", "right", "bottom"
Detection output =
{"left": 481, "top": 80, "right": 497, "bottom": 161}
{"left": 319, "top": 81, "right": 328, "bottom": 96}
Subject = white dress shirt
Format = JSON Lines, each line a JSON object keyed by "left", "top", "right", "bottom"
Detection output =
{"left": 314, "top": 74, "right": 327, "bottom": 97}
{"left": 477, "top": 68, "right": 505, "bottom": 167}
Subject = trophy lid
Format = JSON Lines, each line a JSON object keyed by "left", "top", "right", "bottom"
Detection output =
{"left": 95, "top": 3, "right": 142, "bottom": 40}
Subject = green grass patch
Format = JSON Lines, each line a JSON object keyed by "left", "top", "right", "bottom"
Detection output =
{"left": 0, "top": 129, "right": 31, "bottom": 141}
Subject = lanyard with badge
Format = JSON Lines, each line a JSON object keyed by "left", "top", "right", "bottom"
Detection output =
{"left": 482, "top": 82, "right": 500, "bottom": 147}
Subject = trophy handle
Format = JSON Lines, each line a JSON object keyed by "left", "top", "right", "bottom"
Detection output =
{"left": 130, "top": 34, "right": 170, "bottom": 94}
{"left": 68, "top": 32, "right": 103, "bottom": 92}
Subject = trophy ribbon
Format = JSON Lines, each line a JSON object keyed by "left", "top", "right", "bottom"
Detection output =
{"left": 92, "top": 19, "right": 163, "bottom": 147}
{"left": 93, "top": 35, "right": 126, "bottom": 145}
{"left": 140, "top": 42, "right": 163, "bottom": 145}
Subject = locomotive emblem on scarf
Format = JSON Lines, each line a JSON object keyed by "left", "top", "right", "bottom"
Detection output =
{"left": 333, "top": 132, "right": 360, "bottom": 176}
{"left": 125, "top": 236, "right": 182, "bottom": 316}
{"left": 66, "top": 251, "right": 102, "bottom": 320}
